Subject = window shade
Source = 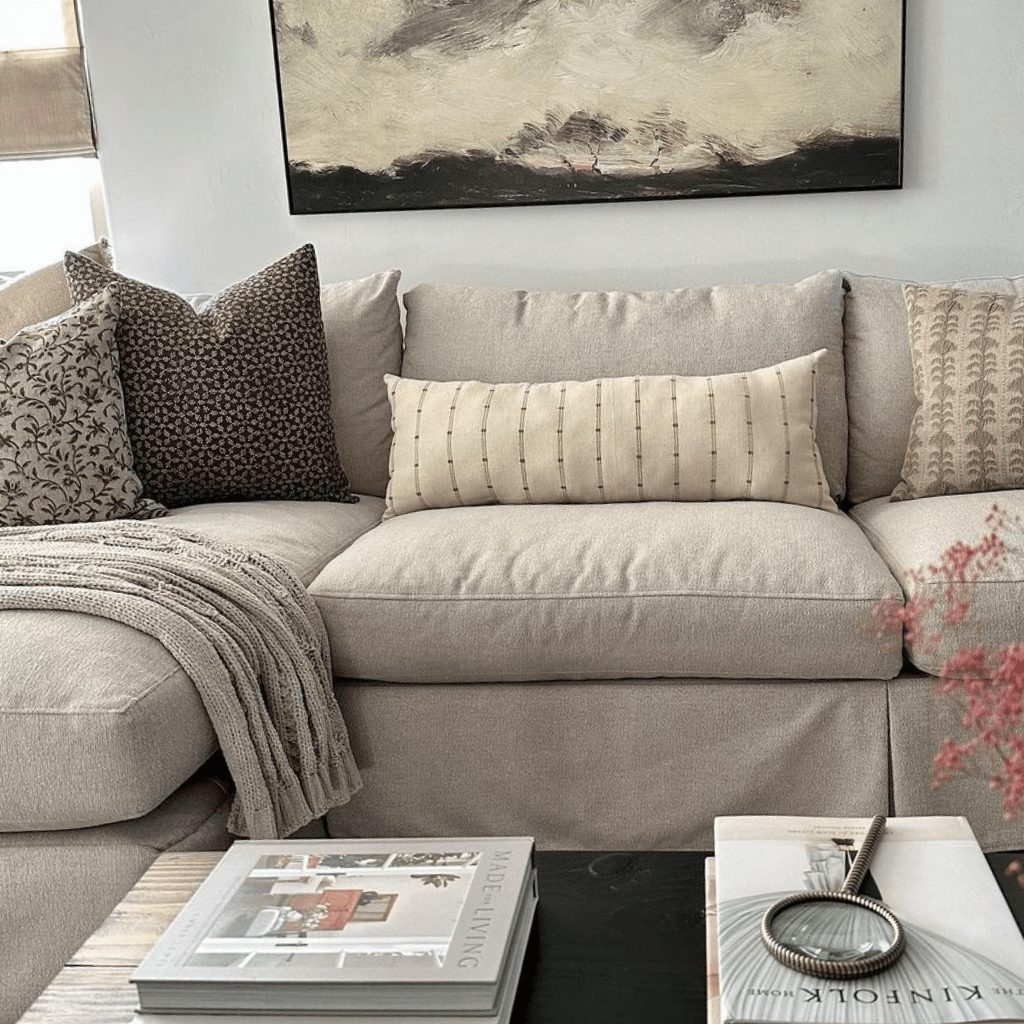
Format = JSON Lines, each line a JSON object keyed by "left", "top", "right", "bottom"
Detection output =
{"left": 0, "top": 0, "right": 95, "bottom": 159}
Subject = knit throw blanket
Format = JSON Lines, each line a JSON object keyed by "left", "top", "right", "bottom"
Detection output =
{"left": 0, "top": 521, "right": 361, "bottom": 839}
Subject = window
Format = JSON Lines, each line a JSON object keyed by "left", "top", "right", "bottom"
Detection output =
{"left": 0, "top": 0, "right": 104, "bottom": 275}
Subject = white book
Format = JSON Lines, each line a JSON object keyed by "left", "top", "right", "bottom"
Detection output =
{"left": 714, "top": 816, "right": 1024, "bottom": 1024}
{"left": 131, "top": 837, "right": 535, "bottom": 1015}
{"left": 707, "top": 856, "right": 721, "bottom": 1024}
{"left": 130, "top": 868, "right": 537, "bottom": 1023}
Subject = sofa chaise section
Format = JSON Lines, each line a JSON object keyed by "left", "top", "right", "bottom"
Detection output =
{"left": 0, "top": 497, "right": 383, "bottom": 1024}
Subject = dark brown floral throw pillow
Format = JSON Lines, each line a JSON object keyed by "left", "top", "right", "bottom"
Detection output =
{"left": 64, "top": 244, "right": 357, "bottom": 508}
{"left": 0, "top": 285, "right": 167, "bottom": 526}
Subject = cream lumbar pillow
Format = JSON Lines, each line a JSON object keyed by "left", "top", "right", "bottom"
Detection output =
{"left": 893, "top": 284, "right": 1024, "bottom": 501}
{"left": 383, "top": 351, "right": 835, "bottom": 518}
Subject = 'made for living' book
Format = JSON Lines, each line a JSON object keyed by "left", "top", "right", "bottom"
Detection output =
{"left": 129, "top": 871, "right": 537, "bottom": 1024}
{"left": 131, "top": 837, "right": 535, "bottom": 1015}
{"left": 714, "top": 816, "right": 1024, "bottom": 1024}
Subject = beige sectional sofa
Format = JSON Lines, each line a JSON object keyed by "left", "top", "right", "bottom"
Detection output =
{"left": 2, "top": 255, "right": 1022, "bottom": 1022}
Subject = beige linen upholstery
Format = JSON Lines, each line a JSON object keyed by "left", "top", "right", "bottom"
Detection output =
{"left": 320, "top": 272, "right": 403, "bottom": 498}
{"left": 326, "top": 677, "right": 891, "bottom": 851}
{"left": 843, "top": 272, "right": 1024, "bottom": 504}
{"left": 383, "top": 353, "right": 835, "bottom": 518}
{"left": 310, "top": 501, "right": 903, "bottom": 683}
{"left": 402, "top": 272, "right": 848, "bottom": 503}
{"left": 1, "top": 773, "right": 230, "bottom": 1024}
{"left": 0, "top": 499, "right": 382, "bottom": 832}
{"left": 167, "top": 497, "right": 386, "bottom": 586}
{"left": 850, "top": 491, "right": 1024, "bottom": 677}
{"left": 887, "top": 672, "right": 1024, "bottom": 852}
{"left": 894, "top": 285, "right": 1024, "bottom": 500}
{"left": 0, "top": 240, "right": 109, "bottom": 340}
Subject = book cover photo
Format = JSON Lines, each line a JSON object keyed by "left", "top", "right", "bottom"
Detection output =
{"left": 131, "top": 837, "right": 535, "bottom": 1013}
{"left": 714, "top": 816, "right": 1024, "bottom": 1024}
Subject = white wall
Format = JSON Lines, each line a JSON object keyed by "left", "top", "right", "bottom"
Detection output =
{"left": 79, "top": 0, "right": 1024, "bottom": 296}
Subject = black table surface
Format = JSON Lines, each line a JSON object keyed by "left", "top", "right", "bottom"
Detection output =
{"left": 512, "top": 850, "right": 1024, "bottom": 1024}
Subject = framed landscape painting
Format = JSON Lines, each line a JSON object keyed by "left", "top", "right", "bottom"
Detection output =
{"left": 269, "top": 0, "right": 905, "bottom": 215}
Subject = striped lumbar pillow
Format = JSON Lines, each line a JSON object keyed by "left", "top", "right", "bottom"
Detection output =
{"left": 382, "top": 350, "right": 835, "bottom": 518}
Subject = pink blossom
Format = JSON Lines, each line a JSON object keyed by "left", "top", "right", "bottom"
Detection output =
{"left": 873, "top": 505, "right": 1024, "bottom": 820}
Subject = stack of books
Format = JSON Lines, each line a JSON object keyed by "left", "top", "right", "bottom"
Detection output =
{"left": 130, "top": 836, "right": 537, "bottom": 1024}
{"left": 708, "top": 815, "right": 1024, "bottom": 1024}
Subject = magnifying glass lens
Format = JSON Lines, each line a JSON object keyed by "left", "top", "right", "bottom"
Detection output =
{"left": 771, "top": 900, "right": 898, "bottom": 963}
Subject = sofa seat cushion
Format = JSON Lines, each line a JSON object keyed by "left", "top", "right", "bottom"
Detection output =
{"left": 0, "top": 612, "right": 218, "bottom": 832}
{"left": 0, "top": 498, "right": 383, "bottom": 832}
{"left": 167, "top": 496, "right": 385, "bottom": 586}
{"left": 849, "top": 491, "right": 1024, "bottom": 676}
{"left": 310, "top": 502, "right": 903, "bottom": 683}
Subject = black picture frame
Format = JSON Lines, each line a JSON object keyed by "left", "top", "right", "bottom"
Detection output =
{"left": 269, "top": 0, "right": 906, "bottom": 216}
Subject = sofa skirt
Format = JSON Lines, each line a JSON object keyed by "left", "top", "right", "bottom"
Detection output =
{"left": 1, "top": 770, "right": 231, "bottom": 1024}
{"left": 887, "top": 672, "right": 1024, "bottom": 851}
{"left": 326, "top": 677, "right": 892, "bottom": 851}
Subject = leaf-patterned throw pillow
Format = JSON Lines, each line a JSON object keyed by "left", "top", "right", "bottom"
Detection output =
{"left": 0, "top": 285, "right": 167, "bottom": 526}
{"left": 64, "top": 244, "right": 357, "bottom": 509}
{"left": 893, "top": 284, "right": 1024, "bottom": 500}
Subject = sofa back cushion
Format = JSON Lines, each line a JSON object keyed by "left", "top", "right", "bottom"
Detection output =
{"left": 319, "top": 272, "right": 403, "bottom": 498}
{"left": 0, "top": 240, "right": 111, "bottom": 340}
{"left": 843, "top": 272, "right": 1024, "bottom": 504}
{"left": 401, "top": 271, "right": 848, "bottom": 503}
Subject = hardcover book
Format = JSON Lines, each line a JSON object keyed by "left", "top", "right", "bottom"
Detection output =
{"left": 707, "top": 856, "right": 721, "bottom": 1024}
{"left": 131, "top": 837, "right": 536, "bottom": 1015}
{"left": 130, "top": 872, "right": 536, "bottom": 1024}
{"left": 714, "top": 816, "right": 1024, "bottom": 1024}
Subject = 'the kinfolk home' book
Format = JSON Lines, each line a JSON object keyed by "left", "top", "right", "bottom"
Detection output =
{"left": 714, "top": 816, "right": 1024, "bottom": 1024}
{"left": 131, "top": 837, "right": 536, "bottom": 1015}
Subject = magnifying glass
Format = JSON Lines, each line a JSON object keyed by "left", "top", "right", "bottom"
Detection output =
{"left": 760, "top": 815, "right": 906, "bottom": 979}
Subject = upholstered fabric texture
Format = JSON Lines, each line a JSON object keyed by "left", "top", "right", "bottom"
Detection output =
{"left": 893, "top": 284, "right": 1024, "bottom": 500}
{"left": 0, "top": 239, "right": 110, "bottom": 340}
{"left": 887, "top": 674, "right": 1024, "bottom": 853}
{"left": 842, "top": 272, "right": 1024, "bottom": 504}
{"left": 167, "top": 497, "right": 386, "bottom": 587}
{"left": 326, "top": 677, "right": 891, "bottom": 851}
{"left": 383, "top": 352, "right": 835, "bottom": 519}
{"left": 0, "top": 285, "right": 166, "bottom": 527}
{"left": 64, "top": 244, "right": 355, "bottom": 508}
{"left": 401, "top": 271, "right": 848, "bottom": 502}
{"left": 850, "top": 490, "right": 1024, "bottom": 678}
{"left": 0, "top": 498, "right": 381, "bottom": 832}
{"left": 1, "top": 776, "right": 230, "bottom": 1024}
{"left": 310, "top": 501, "right": 904, "bottom": 683}
{"left": 0, "top": 607, "right": 216, "bottom": 831}
{"left": 319, "top": 271, "right": 404, "bottom": 498}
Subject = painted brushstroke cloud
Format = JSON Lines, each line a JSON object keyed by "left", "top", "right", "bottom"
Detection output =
{"left": 273, "top": 0, "right": 902, "bottom": 176}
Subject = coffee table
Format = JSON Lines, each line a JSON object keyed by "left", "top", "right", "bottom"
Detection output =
{"left": 17, "top": 849, "right": 1024, "bottom": 1024}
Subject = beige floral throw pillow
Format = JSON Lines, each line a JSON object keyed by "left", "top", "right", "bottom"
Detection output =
{"left": 893, "top": 284, "right": 1024, "bottom": 500}
{"left": 0, "top": 284, "right": 167, "bottom": 526}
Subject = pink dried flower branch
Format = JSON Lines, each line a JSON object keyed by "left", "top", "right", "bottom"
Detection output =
{"left": 871, "top": 505, "right": 1024, "bottom": 822}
